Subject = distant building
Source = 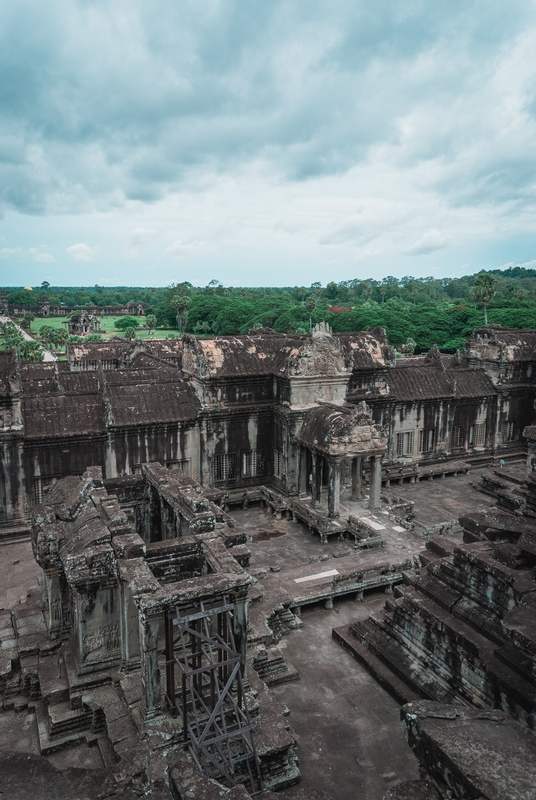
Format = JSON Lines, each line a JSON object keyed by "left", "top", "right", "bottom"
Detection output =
{"left": 4, "top": 296, "right": 147, "bottom": 318}
{"left": 327, "top": 306, "right": 355, "bottom": 314}
{"left": 63, "top": 312, "right": 101, "bottom": 337}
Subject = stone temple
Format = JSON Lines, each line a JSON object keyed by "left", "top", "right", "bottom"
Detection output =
{"left": 1, "top": 323, "right": 536, "bottom": 799}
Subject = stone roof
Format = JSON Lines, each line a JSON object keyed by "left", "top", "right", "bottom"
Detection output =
{"left": 67, "top": 340, "right": 132, "bottom": 361}
{"left": 194, "top": 333, "right": 303, "bottom": 377}
{"left": 296, "top": 401, "right": 387, "bottom": 457}
{"left": 182, "top": 328, "right": 395, "bottom": 378}
{"left": 387, "top": 364, "right": 496, "bottom": 401}
{"left": 396, "top": 355, "right": 454, "bottom": 369}
{"left": 0, "top": 351, "right": 20, "bottom": 397}
{"left": 335, "top": 329, "right": 396, "bottom": 369}
{"left": 23, "top": 393, "right": 107, "bottom": 438}
{"left": 467, "top": 326, "right": 536, "bottom": 362}
{"left": 20, "top": 354, "right": 199, "bottom": 436}
{"left": 22, "top": 365, "right": 100, "bottom": 397}
{"left": 66, "top": 339, "right": 184, "bottom": 366}
{"left": 106, "top": 381, "right": 199, "bottom": 426}
{"left": 103, "top": 366, "right": 178, "bottom": 385}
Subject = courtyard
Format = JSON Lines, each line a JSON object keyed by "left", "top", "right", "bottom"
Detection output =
{"left": 0, "top": 466, "right": 503, "bottom": 798}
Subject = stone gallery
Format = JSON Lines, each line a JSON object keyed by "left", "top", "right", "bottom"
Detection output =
{"left": 1, "top": 323, "right": 536, "bottom": 799}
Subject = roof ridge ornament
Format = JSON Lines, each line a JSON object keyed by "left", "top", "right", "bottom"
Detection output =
{"left": 423, "top": 343, "right": 445, "bottom": 370}
{"left": 311, "top": 321, "right": 332, "bottom": 339}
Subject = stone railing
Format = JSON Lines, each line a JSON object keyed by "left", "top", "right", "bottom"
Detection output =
{"left": 412, "top": 520, "right": 455, "bottom": 539}
{"left": 288, "top": 497, "right": 345, "bottom": 544}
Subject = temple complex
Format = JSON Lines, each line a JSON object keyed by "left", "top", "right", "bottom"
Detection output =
{"left": 1, "top": 323, "right": 536, "bottom": 798}
{"left": 1, "top": 323, "right": 534, "bottom": 538}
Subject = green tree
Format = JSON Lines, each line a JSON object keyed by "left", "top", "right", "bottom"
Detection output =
{"left": 1, "top": 322, "right": 24, "bottom": 349}
{"left": 115, "top": 316, "right": 140, "bottom": 331}
{"left": 145, "top": 314, "right": 157, "bottom": 332}
{"left": 305, "top": 296, "right": 316, "bottom": 333}
{"left": 123, "top": 326, "right": 138, "bottom": 341}
{"left": 404, "top": 337, "right": 417, "bottom": 356}
{"left": 172, "top": 295, "right": 191, "bottom": 334}
{"left": 19, "top": 340, "right": 44, "bottom": 362}
{"left": 39, "top": 325, "right": 59, "bottom": 347}
{"left": 20, "top": 311, "right": 35, "bottom": 331}
{"left": 292, "top": 287, "right": 308, "bottom": 303}
{"left": 472, "top": 272, "right": 497, "bottom": 325}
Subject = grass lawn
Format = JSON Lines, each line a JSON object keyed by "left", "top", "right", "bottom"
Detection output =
{"left": 29, "top": 316, "right": 178, "bottom": 339}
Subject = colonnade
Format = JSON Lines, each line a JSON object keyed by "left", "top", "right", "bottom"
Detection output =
{"left": 298, "top": 448, "right": 383, "bottom": 518}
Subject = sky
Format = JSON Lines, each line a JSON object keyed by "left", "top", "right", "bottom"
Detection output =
{"left": 2, "top": 1, "right": 536, "bottom": 288}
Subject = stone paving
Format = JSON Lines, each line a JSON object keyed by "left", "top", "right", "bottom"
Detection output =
{"left": 0, "top": 468, "right": 501, "bottom": 798}
{"left": 272, "top": 596, "right": 420, "bottom": 800}
{"left": 378, "top": 465, "right": 498, "bottom": 528}
{"left": 0, "top": 540, "right": 41, "bottom": 613}
{"left": 231, "top": 469, "right": 501, "bottom": 799}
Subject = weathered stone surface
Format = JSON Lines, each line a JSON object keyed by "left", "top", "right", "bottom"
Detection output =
{"left": 3, "top": 324, "right": 533, "bottom": 535}
{"left": 383, "top": 780, "right": 440, "bottom": 800}
{"left": 402, "top": 701, "right": 536, "bottom": 800}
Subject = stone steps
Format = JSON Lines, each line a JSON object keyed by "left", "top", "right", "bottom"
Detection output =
{"left": 266, "top": 606, "right": 303, "bottom": 643}
{"left": 251, "top": 646, "right": 299, "bottom": 687}
{"left": 348, "top": 617, "right": 457, "bottom": 704}
{"left": 332, "top": 625, "right": 421, "bottom": 706}
{"left": 34, "top": 700, "right": 97, "bottom": 755}
{"left": 495, "top": 641, "right": 536, "bottom": 687}
{"left": 47, "top": 700, "right": 94, "bottom": 738}
{"left": 363, "top": 585, "right": 536, "bottom": 721}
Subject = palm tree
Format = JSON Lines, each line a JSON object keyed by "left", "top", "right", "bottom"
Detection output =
{"left": 305, "top": 297, "right": 316, "bottom": 333}
{"left": 471, "top": 273, "right": 497, "bottom": 325}
{"left": 172, "top": 295, "right": 191, "bottom": 334}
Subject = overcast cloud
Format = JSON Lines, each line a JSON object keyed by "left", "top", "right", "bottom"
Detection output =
{"left": 1, "top": 0, "right": 536, "bottom": 286}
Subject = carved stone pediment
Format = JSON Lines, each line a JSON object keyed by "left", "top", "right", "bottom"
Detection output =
{"left": 0, "top": 406, "right": 22, "bottom": 431}
{"left": 297, "top": 401, "right": 387, "bottom": 457}
{"left": 181, "top": 334, "right": 209, "bottom": 378}
{"left": 286, "top": 324, "right": 348, "bottom": 377}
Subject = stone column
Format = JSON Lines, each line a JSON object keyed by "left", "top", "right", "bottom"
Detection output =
{"left": 351, "top": 456, "right": 363, "bottom": 501}
{"left": 311, "top": 452, "right": 318, "bottom": 506}
{"left": 316, "top": 456, "right": 323, "bottom": 505}
{"left": 120, "top": 584, "right": 141, "bottom": 670}
{"left": 45, "top": 569, "right": 63, "bottom": 638}
{"left": 298, "top": 447, "right": 308, "bottom": 496}
{"left": 369, "top": 455, "right": 383, "bottom": 510}
{"left": 232, "top": 595, "right": 248, "bottom": 674}
{"left": 140, "top": 612, "right": 161, "bottom": 719}
{"left": 328, "top": 460, "right": 341, "bottom": 518}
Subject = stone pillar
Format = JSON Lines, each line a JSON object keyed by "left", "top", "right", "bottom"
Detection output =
{"left": 351, "top": 456, "right": 363, "bottom": 501}
{"left": 311, "top": 452, "right": 318, "bottom": 506}
{"left": 140, "top": 612, "right": 161, "bottom": 719}
{"left": 328, "top": 460, "right": 341, "bottom": 519}
{"left": 298, "top": 448, "right": 308, "bottom": 496}
{"left": 232, "top": 595, "right": 248, "bottom": 673}
{"left": 45, "top": 569, "right": 63, "bottom": 638}
{"left": 120, "top": 584, "right": 141, "bottom": 670}
{"left": 369, "top": 455, "right": 383, "bottom": 510}
{"left": 316, "top": 456, "right": 323, "bottom": 505}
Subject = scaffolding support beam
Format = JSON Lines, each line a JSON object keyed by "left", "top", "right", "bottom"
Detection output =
{"left": 165, "top": 597, "right": 263, "bottom": 796}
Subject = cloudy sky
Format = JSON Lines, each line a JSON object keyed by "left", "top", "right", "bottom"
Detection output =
{"left": 2, "top": 0, "right": 536, "bottom": 287}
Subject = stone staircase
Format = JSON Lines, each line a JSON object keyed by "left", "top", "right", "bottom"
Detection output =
{"left": 251, "top": 646, "right": 299, "bottom": 687}
{"left": 333, "top": 532, "right": 536, "bottom": 726}
{"left": 266, "top": 605, "right": 303, "bottom": 643}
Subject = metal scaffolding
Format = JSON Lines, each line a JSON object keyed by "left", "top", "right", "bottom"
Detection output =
{"left": 165, "top": 596, "right": 263, "bottom": 795}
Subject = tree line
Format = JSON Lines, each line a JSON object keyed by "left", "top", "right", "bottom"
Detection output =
{"left": 4, "top": 269, "right": 536, "bottom": 358}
